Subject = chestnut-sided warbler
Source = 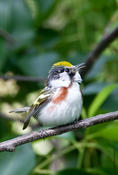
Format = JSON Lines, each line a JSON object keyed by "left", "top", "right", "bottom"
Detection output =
{"left": 10, "top": 61, "right": 85, "bottom": 129}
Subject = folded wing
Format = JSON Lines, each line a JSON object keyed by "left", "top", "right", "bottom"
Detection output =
{"left": 23, "top": 88, "right": 52, "bottom": 129}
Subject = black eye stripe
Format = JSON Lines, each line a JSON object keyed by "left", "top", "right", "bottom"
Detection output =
{"left": 65, "top": 68, "right": 69, "bottom": 72}
{"left": 68, "top": 69, "right": 76, "bottom": 77}
{"left": 58, "top": 68, "right": 64, "bottom": 73}
{"left": 48, "top": 66, "right": 64, "bottom": 82}
{"left": 69, "top": 72, "right": 75, "bottom": 76}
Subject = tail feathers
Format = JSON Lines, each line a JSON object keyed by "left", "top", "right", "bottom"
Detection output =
{"left": 23, "top": 119, "right": 30, "bottom": 130}
{"left": 23, "top": 108, "right": 36, "bottom": 130}
{"left": 9, "top": 107, "right": 30, "bottom": 113}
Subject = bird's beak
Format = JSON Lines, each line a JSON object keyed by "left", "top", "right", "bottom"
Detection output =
{"left": 75, "top": 63, "right": 86, "bottom": 71}
{"left": 73, "top": 63, "right": 85, "bottom": 84}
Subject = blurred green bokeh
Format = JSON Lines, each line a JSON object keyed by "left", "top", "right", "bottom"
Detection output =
{"left": 0, "top": 0, "right": 118, "bottom": 175}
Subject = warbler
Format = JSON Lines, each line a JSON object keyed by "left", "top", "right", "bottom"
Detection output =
{"left": 10, "top": 61, "right": 85, "bottom": 130}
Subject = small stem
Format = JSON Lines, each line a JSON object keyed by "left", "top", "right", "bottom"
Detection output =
{"left": 34, "top": 169, "right": 54, "bottom": 174}
{"left": 86, "top": 168, "right": 107, "bottom": 175}
{"left": 81, "top": 107, "right": 88, "bottom": 119}
{"left": 77, "top": 148, "right": 85, "bottom": 168}
{"left": 35, "top": 145, "right": 75, "bottom": 170}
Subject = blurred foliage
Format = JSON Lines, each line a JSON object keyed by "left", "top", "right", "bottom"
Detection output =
{"left": 0, "top": 0, "right": 118, "bottom": 175}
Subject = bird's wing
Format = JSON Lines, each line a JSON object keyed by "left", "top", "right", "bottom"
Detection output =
{"left": 23, "top": 88, "right": 52, "bottom": 130}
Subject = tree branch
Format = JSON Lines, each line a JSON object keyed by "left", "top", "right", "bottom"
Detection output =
{"left": 0, "top": 111, "right": 118, "bottom": 152}
{"left": 0, "top": 75, "right": 46, "bottom": 83}
{"left": 0, "top": 112, "right": 24, "bottom": 123}
{"left": 0, "top": 26, "right": 118, "bottom": 82}
{"left": 0, "top": 112, "right": 40, "bottom": 129}
{"left": 0, "top": 29, "right": 15, "bottom": 44}
{"left": 82, "top": 26, "right": 118, "bottom": 76}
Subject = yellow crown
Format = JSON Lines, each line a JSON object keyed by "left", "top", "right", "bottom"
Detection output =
{"left": 53, "top": 61, "right": 73, "bottom": 67}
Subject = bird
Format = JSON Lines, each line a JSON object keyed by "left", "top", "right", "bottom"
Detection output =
{"left": 10, "top": 61, "right": 85, "bottom": 130}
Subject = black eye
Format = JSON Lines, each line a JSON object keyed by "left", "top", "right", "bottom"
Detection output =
{"left": 58, "top": 68, "right": 64, "bottom": 73}
{"left": 65, "top": 68, "right": 69, "bottom": 72}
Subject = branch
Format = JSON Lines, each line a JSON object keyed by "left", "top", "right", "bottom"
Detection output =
{"left": 0, "top": 26, "right": 118, "bottom": 82}
{"left": 0, "top": 112, "right": 24, "bottom": 123}
{"left": 0, "top": 112, "right": 40, "bottom": 130}
{"left": 0, "top": 29, "right": 15, "bottom": 44}
{"left": 82, "top": 26, "right": 118, "bottom": 76}
{"left": 0, "top": 111, "right": 118, "bottom": 152}
{"left": 0, "top": 75, "right": 46, "bottom": 83}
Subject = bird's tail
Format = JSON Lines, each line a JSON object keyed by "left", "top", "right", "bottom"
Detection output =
{"left": 9, "top": 107, "right": 30, "bottom": 113}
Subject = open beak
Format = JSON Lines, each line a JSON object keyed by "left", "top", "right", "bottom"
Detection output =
{"left": 75, "top": 63, "right": 86, "bottom": 71}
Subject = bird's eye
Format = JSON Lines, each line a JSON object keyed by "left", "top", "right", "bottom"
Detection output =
{"left": 58, "top": 68, "right": 64, "bottom": 73}
{"left": 65, "top": 68, "right": 69, "bottom": 72}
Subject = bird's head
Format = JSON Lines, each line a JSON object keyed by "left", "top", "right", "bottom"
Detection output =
{"left": 47, "top": 61, "right": 85, "bottom": 89}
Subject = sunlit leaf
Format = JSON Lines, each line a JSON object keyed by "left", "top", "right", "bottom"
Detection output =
{"left": 88, "top": 121, "right": 118, "bottom": 141}
{"left": 88, "top": 84, "right": 118, "bottom": 116}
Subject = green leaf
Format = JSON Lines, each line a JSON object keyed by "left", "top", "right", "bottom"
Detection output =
{"left": 37, "top": 28, "right": 60, "bottom": 49}
{"left": 83, "top": 82, "right": 110, "bottom": 95}
{"left": 88, "top": 121, "right": 118, "bottom": 141}
{"left": 35, "top": 0, "right": 58, "bottom": 24}
{"left": 101, "top": 88, "right": 118, "bottom": 111}
{"left": 88, "top": 84, "right": 118, "bottom": 116}
{"left": 11, "top": 0, "right": 33, "bottom": 29}
{"left": 11, "top": 0, "right": 34, "bottom": 46}
{"left": 0, "top": 144, "right": 35, "bottom": 175}
{"left": 0, "top": 0, "right": 11, "bottom": 29}
{"left": 85, "top": 56, "right": 111, "bottom": 80}
{"left": 96, "top": 138, "right": 118, "bottom": 171}
{"left": 81, "top": 107, "right": 88, "bottom": 119}
{"left": 19, "top": 52, "right": 59, "bottom": 77}
{"left": 56, "top": 169, "right": 92, "bottom": 175}
{"left": 37, "top": 0, "right": 57, "bottom": 13}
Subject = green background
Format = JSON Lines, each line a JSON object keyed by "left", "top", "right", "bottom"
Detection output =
{"left": 0, "top": 0, "right": 118, "bottom": 175}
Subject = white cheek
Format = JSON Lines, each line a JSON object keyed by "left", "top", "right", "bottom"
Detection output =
{"left": 50, "top": 72, "right": 70, "bottom": 88}
{"left": 74, "top": 72, "right": 82, "bottom": 83}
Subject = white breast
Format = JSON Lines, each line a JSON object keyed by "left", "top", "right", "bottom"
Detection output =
{"left": 37, "top": 83, "right": 82, "bottom": 127}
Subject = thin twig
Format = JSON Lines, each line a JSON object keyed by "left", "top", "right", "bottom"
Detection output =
{"left": 0, "top": 111, "right": 118, "bottom": 152}
{"left": 0, "top": 27, "right": 118, "bottom": 81}
{"left": 0, "top": 112, "right": 40, "bottom": 129}
{"left": 82, "top": 26, "right": 118, "bottom": 76}
{"left": 0, "top": 29, "right": 15, "bottom": 44}
{"left": 0, "top": 75, "right": 46, "bottom": 83}
{"left": 0, "top": 112, "right": 24, "bottom": 123}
